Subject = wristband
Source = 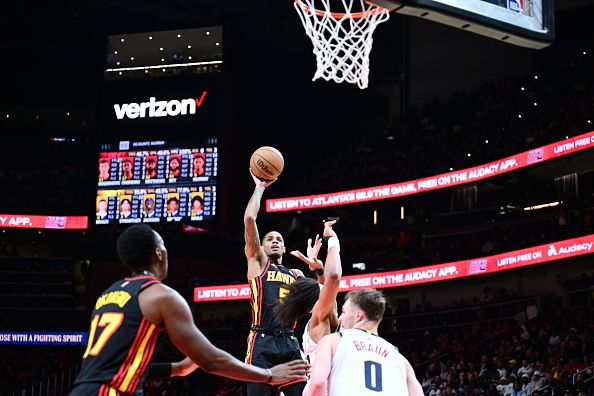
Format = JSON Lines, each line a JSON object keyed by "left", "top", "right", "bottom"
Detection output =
{"left": 327, "top": 236, "right": 340, "bottom": 252}
{"left": 315, "top": 268, "right": 324, "bottom": 277}
{"left": 266, "top": 368, "right": 273, "bottom": 383}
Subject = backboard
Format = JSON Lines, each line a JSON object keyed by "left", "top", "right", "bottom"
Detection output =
{"left": 372, "top": 0, "right": 554, "bottom": 48}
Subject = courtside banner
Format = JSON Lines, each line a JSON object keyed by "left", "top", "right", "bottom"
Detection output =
{"left": 0, "top": 331, "right": 88, "bottom": 345}
{"left": 0, "top": 214, "right": 88, "bottom": 230}
{"left": 194, "top": 233, "right": 594, "bottom": 302}
{"left": 266, "top": 131, "right": 594, "bottom": 212}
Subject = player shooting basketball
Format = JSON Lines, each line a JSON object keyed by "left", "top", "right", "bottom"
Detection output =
{"left": 273, "top": 219, "right": 342, "bottom": 396}
{"left": 244, "top": 168, "right": 308, "bottom": 396}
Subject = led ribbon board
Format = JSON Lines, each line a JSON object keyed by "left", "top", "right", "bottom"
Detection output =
{"left": 194, "top": 233, "right": 594, "bottom": 301}
{"left": 266, "top": 131, "right": 594, "bottom": 212}
{"left": 0, "top": 214, "right": 88, "bottom": 230}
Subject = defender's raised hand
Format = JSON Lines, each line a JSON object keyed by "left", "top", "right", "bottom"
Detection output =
{"left": 290, "top": 234, "right": 323, "bottom": 271}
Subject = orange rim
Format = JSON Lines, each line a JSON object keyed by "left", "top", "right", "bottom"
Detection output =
{"left": 294, "top": 0, "right": 389, "bottom": 19}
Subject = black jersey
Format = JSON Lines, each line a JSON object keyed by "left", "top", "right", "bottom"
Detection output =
{"left": 71, "top": 275, "right": 164, "bottom": 395}
{"left": 248, "top": 261, "right": 297, "bottom": 329}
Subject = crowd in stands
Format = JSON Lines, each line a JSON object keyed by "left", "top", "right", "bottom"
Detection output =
{"left": 0, "top": 137, "right": 91, "bottom": 215}
{"left": 1, "top": 271, "right": 592, "bottom": 395}
{"left": 296, "top": 202, "right": 594, "bottom": 276}
{"left": 1, "top": 22, "right": 593, "bottom": 396}
{"left": 393, "top": 303, "right": 594, "bottom": 396}
{"left": 139, "top": 279, "right": 594, "bottom": 395}
{"left": 291, "top": 39, "right": 594, "bottom": 196}
{"left": 0, "top": 345, "right": 83, "bottom": 395}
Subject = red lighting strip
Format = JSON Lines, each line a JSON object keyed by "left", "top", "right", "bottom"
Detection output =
{"left": 265, "top": 131, "right": 594, "bottom": 212}
{"left": 194, "top": 234, "right": 594, "bottom": 302}
{"left": 0, "top": 214, "right": 88, "bottom": 230}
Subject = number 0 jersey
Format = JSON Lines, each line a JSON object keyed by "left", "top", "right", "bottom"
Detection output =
{"left": 71, "top": 275, "right": 164, "bottom": 396}
{"left": 328, "top": 329, "right": 407, "bottom": 396}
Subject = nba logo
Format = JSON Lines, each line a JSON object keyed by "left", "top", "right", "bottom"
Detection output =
{"left": 527, "top": 148, "right": 544, "bottom": 164}
{"left": 507, "top": 0, "right": 523, "bottom": 12}
{"left": 468, "top": 259, "right": 487, "bottom": 274}
{"left": 45, "top": 216, "right": 67, "bottom": 229}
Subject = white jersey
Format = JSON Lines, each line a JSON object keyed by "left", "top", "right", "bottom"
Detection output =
{"left": 328, "top": 329, "right": 407, "bottom": 396}
{"left": 302, "top": 319, "right": 318, "bottom": 366}
{"left": 302, "top": 320, "right": 318, "bottom": 396}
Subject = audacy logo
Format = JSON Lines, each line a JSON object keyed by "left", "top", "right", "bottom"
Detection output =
{"left": 113, "top": 91, "right": 207, "bottom": 120}
{"left": 548, "top": 242, "right": 593, "bottom": 257}
{"left": 547, "top": 245, "right": 557, "bottom": 256}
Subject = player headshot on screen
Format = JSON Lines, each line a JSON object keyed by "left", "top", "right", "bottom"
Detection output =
{"left": 191, "top": 195, "right": 204, "bottom": 216}
{"left": 122, "top": 159, "right": 134, "bottom": 181}
{"left": 144, "top": 197, "right": 156, "bottom": 218}
{"left": 96, "top": 199, "right": 108, "bottom": 220}
{"left": 145, "top": 156, "right": 158, "bottom": 179}
{"left": 169, "top": 156, "right": 181, "bottom": 178}
{"left": 98, "top": 159, "right": 110, "bottom": 181}
{"left": 119, "top": 198, "right": 132, "bottom": 219}
{"left": 167, "top": 197, "right": 180, "bottom": 217}
{"left": 193, "top": 154, "right": 206, "bottom": 177}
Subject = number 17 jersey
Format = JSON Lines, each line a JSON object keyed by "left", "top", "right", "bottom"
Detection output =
{"left": 328, "top": 329, "right": 407, "bottom": 395}
{"left": 71, "top": 275, "right": 164, "bottom": 395}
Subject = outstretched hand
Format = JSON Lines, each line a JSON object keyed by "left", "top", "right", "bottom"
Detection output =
{"left": 290, "top": 234, "right": 323, "bottom": 271}
{"left": 269, "top": 359, "right": 309, "bottom": 385}
{"left": 323, "top": 220, "right": 337, "bottom": 238}
{"left": 250, "top": 168, "right": 277, "bottom": 188}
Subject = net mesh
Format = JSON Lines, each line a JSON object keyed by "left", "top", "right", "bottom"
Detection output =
{"left": 294, "top": 0, "right": 390, "bottom": 89}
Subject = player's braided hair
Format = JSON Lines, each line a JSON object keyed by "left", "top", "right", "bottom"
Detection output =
{"left": 273, "top": 277, "right": 320, "bottom": 327}
{"left": 116, "top": 224, "right": 159, "bottom": 273}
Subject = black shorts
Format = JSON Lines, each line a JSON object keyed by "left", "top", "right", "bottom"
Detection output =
{"left": 245, "top": 330, "right": 306, "bottom": 396}
{"left": 69, "top": 383, "right": 140, "bottom": 396}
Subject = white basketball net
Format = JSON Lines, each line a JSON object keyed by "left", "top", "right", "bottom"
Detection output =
{"left": 294, "top": 0, "right": 390, "bottom": 89}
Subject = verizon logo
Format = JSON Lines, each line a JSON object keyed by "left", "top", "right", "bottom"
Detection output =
{"left": 114, "top": 91, "right": 207, "bottom": 119}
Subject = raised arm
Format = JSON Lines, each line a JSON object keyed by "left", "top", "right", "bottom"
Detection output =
{"left": 312, "top": 220, "right": 341, "bottom": 322}
{"left": 244, "top": 169, "right": 276, "bottom": 280}
{"left": 156, "top": 285, "right": 306, "bottom": 384}
{"left": 405, "top": 358, "right": 424, "bottom": 396}
{"left": 309, "top": 333, "right": 339, "bottom": 396}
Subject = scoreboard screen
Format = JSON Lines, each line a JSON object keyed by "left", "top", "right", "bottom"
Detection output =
{"left": 376, "top": 0, "right": 554, "bottom": 49}
{"left": 95, "top": 138, "right": 218, "bottom": 225}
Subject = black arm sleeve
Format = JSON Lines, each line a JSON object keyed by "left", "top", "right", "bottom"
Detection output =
{"left": 146, "top": 362, "right": 173, "bottom": 380}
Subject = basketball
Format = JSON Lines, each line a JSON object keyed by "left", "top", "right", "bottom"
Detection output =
{"left": 250, "top": 146, "right": 284, "bottom": 181}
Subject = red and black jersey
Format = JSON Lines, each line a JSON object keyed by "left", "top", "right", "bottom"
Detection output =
{"left": 248, "top": 261, "right": 297, "bottom": 329}
{"left": 71, "top": 275, "right": 163, "bottom": 396}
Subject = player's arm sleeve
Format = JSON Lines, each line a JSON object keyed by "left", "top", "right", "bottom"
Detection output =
{"left": 313, "top": 243, "right": 341, "bottom": 322}
{"left": 309, "top": 334, "right": 336, "bottom": 396}
{"left": 145, "top": 363, "right": 172, "bottom": 380}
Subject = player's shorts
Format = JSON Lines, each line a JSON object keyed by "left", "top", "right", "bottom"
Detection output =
{"left": 69, "top": 383, "right": 127, "bottom": 396}
{"left": 246, "top": 327, "right": 306, "bottom": 396}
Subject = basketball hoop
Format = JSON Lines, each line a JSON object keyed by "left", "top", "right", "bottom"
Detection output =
{"left": 294, "top": 0, "right": 390, "bottom": 89}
